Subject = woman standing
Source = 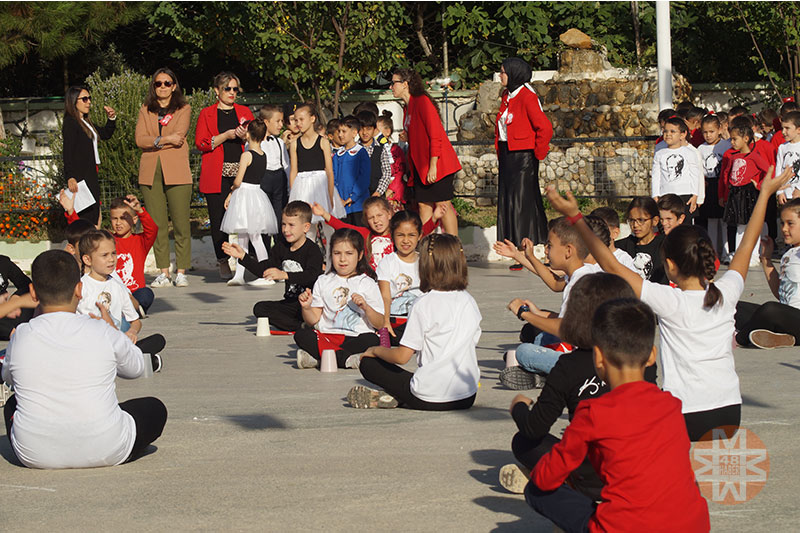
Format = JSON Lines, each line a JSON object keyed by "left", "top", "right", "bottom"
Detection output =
{"left": 495, "top": 57, "right": 553, "bottom": 268}
{"left": 195, "top": 72, "right": 254, "bottom": 279}
{"left": 135, "top": 68, "right": 193, "bottom": 288}
{"left": 391, "top": 69, "right": 460, "bottom": 235}
{"left": 62, "top": 86, "right": 117, "bottom": 226}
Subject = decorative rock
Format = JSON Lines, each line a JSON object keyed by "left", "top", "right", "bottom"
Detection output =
{"left": 476, "top": 81, "right": 503, "bottom": 114}
{"left": 560, "top": 28, "right": 592, "bottom": 49}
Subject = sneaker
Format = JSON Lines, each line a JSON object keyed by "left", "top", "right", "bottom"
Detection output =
{"left": 174, "top": 272, "right": 189, "bottom": 287}
{"left": 248, "top": 277, "right": 276, "bottom": 287}
{"left": 151, "top": 353, "right": 163, "bottom": 373}
{"left": 749, "top": 329, "right": 795, "bottom": 349}
{"left": 509, "top": 263, "right": 523, "bottom": 271}
{"left": 137, "top": 304, "right": 148, "bottom": 319}
{"left": 218, "top": 258, "right": 233, "bottom": 280}
{"left": 296, "top": 349, "right": 319, "bottom": 369}
{"left": 227, "top": 277, "right": 245, "bottom": 287}
{"left": 344, "top": 353, "right": 361, "bottom": 369}
{"left": 500, "top": 366, "right": 546, "bottom": 390}
{"left": 499, "top": 464, "right": 530, "bottom": 494}
{"left": 151, "top": 273, "right": 172, "bottom": 288}
{"left": 346, "top": 385, "right": 398, "bottom": 409}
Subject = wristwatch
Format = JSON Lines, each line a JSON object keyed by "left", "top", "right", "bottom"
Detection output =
{"left": 517, "top": 304, "right": 530, "bottom": 320}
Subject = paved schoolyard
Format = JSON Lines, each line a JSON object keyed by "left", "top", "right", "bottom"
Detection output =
{"left": 1, "top": 261, "right": 798, "bottom": 531}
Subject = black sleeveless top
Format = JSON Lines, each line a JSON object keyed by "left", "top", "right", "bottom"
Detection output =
{"left": 296, "top": 136, "right": 325, "bottom": 172}
{"left": 242, "top": 151, "right": 266, "bottom": 185}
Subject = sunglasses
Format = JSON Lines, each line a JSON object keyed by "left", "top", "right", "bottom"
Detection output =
{"left": 153, "top": 80, "right": 173, "bottom": 88}
{"left": 223, "top": 86, "right": 240, "bottom": 93}
{"left": 78, "top": 96, "right": 91, "bottom": 103}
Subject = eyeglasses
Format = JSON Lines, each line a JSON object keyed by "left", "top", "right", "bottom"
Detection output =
{"left": 153, "top": 80, "right": 173, "bottom": 88}
{"left": 78, "top": 96, "right": 91, "bottom": 103}
{"left": 629, "top": 217, "right": 653, "bottom": 226}
{"left": 223, "top": 86, "right": 240, "bottom": 93}
{"left": 389, "top": 80, "right": 404, "bottom": 86}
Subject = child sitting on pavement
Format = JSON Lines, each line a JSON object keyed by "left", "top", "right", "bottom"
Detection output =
{"left": 108, "top": 195, "right": 158, "bottom": 312}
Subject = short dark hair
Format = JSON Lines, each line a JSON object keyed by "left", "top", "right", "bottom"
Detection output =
{"left": 419, "top": 234, "right": 468, "bottom": 292}
{"left": 339, "top": 115, "right": 361, "bottom": 131}
{"left": 560, "top": 273, "right": 636, "bottom": 347}
{"left": 65, "top": 219, "right": 96, "bottom": 247}
{"left": 626, "top": 196, "right": 659, "bottom": 221}
{"left": 782, "top": 110, "right": 800, "bottom": 128}
{"left": 685, "top": 106, "right": 705, "bottom": 121}
{"left": 657, "top": 108, "right": 676, "bottom": 123}
{"left": 584, "top": 215, "right": 610, "bottom": 247}
{"left": 589, "top": 206, "right": 620, "bottom": 229}
{"left": 109, "top": 197, "right": 135, "bottom": 217}
{"left": 665, "top": 116, "right": 689, "bottom": 133}
{"left": 591, "top": 298, "right": 656, "bottom": 368}
{"left": 701, "top": 114, "right": 721, "bottom": 129}
{"left": 780, "top": 101, "right": 798, "bottom": 117}
{"left": 353, "top": 101, "right": 380, "bottom": 117}
{"left": 657, "top": 193, "right": 686, "bottom": 219}
{"left": 549, "top": 216, "right": 589, "bottom": 259}
{"left": 247, "top": 118, "right": 267, "bottom": 143}
{"left": 283, "top": 201, "right": 312, "bottom": 223}
{"left": 729, "top": 105, "right": 750, "bottom": 118}
{"left": 355, "top": 110, "right": 377, "bottom": 128}
{"left": 326, "top": 118, "right": 340, "bottom": 136}
{"left": 780, "top": 197, "right": 800, "bottom": 218}
{"left": 259, "top": 104, "right": 282, "bottom": 121}
{"left": 31, "top": 250, "right": 81, "bottom": 307}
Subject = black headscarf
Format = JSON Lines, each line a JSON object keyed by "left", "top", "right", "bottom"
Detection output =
{"left": 502, "top": 57, "right": 532, "bottom": 94}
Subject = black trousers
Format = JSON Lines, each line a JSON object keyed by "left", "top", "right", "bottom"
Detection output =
{"left": 496, "top": 142, "right": 548, "bottom": 246}
{"left": 359, "top": 356, "right": 476, "bottom": 411}
{"left": 205, "top": 176, "right": 235, "bottom": 260}
{"left": 4, "top": 395, "right": 167, "bottom": 464}
{"left": 735, "top": 300, "right": 800, "bottom": 346}
{"left": 684, "top": 404, "right": 741, "bottom": 442}
{"left": 512, "top": 432, "right": 603, "bottom": 502}
{"left": 136, "top": 334, "right": 166, "bottom": 356}
{"left": 77, "top": 203, "right": 100, "bottom": 226}
{"left": 253, "top": 299, "right": 303, "bottom": 332}
{"left": 388, "top": 321, "right": 407, "bottom": 346}
{"left": 260, "top": 169, "right": 288, "bottom": 224}
{"left": 293, "top": 328, "right": 379, "bottom": 368}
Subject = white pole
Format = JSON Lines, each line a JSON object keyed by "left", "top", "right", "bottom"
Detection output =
{"left": 656, "top": 0, "right": 672, "bottom": 110}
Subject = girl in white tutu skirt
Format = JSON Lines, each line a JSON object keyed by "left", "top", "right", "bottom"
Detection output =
{"left": 222, "top": 118, "right": 279, "bottom": 286}
{"left": 288, "top": 102, "right": 345, "bottom": 261}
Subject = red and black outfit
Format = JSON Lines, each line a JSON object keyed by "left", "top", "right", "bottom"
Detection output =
{"left": 195, "top": 103, "right": 255, "bottom": 260}
{"left": 403, "top": 94, "right": 461, "bottom": 204}
{"left": 719, "top": 146, "right": 770, "bottom": 226}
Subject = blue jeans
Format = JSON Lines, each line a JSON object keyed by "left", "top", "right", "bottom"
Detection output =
{"left": 516, "top": 332, "right": 562, "bottom": 375}
{"left": 525, "top": 482, "right": 595, "bottom": 533}
{"left": 133, "top": 287, "right": 155, "bottom": 313}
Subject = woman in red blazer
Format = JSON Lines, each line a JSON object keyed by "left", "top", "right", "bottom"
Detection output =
{"left": 495, "top": 58, "right": 553, "bottom": 265}
{"left": 391, "top": 68, "right": 460, "bottom": 235}
{"left": 195, "top": 71, "right": 254, "bottom": 279}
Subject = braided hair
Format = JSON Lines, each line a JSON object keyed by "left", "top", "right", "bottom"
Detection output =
{"left": 661, "top": 225, "right": 722, "bottom": 309}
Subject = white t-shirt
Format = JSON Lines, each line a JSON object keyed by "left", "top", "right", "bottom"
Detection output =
{"left": 779, "top": 246, "right": 800, "bottom": 308}
{"left": 559, "top": 263, "right": 602, "bottom": 318}
{"left": 310, "top": 272, "right": 383, "bottom": 335}
{"left": 698, "top": 139, "right": 731, "bottom": 180}
{"left": 259, "top": 136, "right": 291, "bottom": 174}
{"left": 376, "top": 252, "right": 422, "bottom": 316}
{"left": 613, "top": 248, "right": 638, "bottom": 273}
{"left": 1, "top": 312, "right": 144, "bottom": 469}
{"left": 651, "top": 144, "right": 703, "bottom": 201}
{"left": 401, "top": 290, "right": 481, "bottom": 403}
{"left": 776, "top": 140, "right": 800, "bottom": 197}
{"left": 77, "top": 274, "right": 138, "bottom": 330}
{"left": 640, "top": 270, "right": 743, "bottom": 413}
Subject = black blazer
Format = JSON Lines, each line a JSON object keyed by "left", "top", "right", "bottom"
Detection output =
{"left": 62, "top": 113, "right": 116, "bottom": 201}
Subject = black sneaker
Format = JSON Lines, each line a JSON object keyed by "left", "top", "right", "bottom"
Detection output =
{"left": 151, "top": 353, "right": 163, "bottom": 373}
{"left": 500, "top": 366, "right": 546, "bottom": 390}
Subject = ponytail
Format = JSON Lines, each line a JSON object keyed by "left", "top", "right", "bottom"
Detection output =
{"left": 662, "top": 225, "right": 723, "bottom": 310}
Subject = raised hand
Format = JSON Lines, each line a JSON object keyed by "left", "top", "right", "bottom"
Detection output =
{"left": 544, "top": 185, "right": 580, "bottom": 217}
{"left": 298, "top": 288, "right": 313, "bottom": 309}
{"left": 124, "top": 195, "right": 143, "bottom": 213}
{"left": 221, "top": 241, "right": 245, "bottom": 259}
{"left": 59, "top": 188, "right": 75, "bottom": 213}
{"left": 493, "top": 239, "right": 522, "bottom": 261}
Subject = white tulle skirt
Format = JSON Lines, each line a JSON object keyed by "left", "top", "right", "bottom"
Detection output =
{"left": 289, "top": 170, "right": 346, "bottom": 223}
{"left": 221, "top": 183, "right": 279, "bottom": 234}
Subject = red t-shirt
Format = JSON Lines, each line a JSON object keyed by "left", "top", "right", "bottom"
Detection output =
{"left": 690, "top": 128, "right": 705, "bottom": 147}
{"left": 719, "top": 148, "right": 770, "bottom": 201}
{"left": 114, "top": 209, "right": 158, "bottom": 292}
{"left": 532, "top": 381, "right": 710, "bottom": 533}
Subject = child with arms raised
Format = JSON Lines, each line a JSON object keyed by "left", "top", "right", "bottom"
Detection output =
{"left": 2, "top": 250, "right": 167, "bottom": 469}
{"left": 546, "top": 164, "right": 790, "bottom": 441}
{"left": 222, "top": 201, "right": 322, "bottom": 332}
{"left": 525, "top": 298, "right": 709, "bottom": 533}
{"left": 294, "top": 228, "right": 383, "bottom": 370}
{"left": 347, "top": 233, "right": 480, "bottom": 410}
{"left": 108, "top": 195, "right": 158, "bottom": 312}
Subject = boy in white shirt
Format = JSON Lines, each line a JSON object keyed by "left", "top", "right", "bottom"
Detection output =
{"left": 652, "top": 116, "right": 704, "bottom": 221}
{"left": 2, "top": 250, "right": 167, "bottom": 469}
{"left": 776, "top": 111, "right": 800, "bottom": 204}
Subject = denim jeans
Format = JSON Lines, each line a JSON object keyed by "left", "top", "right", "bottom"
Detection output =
{"left": 133, "top": 288, "right": 155, "bottom": 313}
{"left": 516, "top": 332, "right": 562, "bottom": 375}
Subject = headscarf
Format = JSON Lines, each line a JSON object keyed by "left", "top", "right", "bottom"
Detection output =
{"left": 502, "top": 57, "right": 532, "bottom": 94}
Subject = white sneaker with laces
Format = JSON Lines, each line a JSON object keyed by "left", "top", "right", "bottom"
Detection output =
{"left": 344, "top": 354, "right": 361, "bottom": 369}
{"left": 173, "top": 272, "right": 189, "bottom": 287}
{"left": 227, "top": 277, "right": 245, "bottom": 286}
{"left": 151, "top": 273, "right": 172, "bottom": 288}
{"left": 296, "top": 349, "right": 319, "bottom": 369}
{"left": 248, "top": 277, "right": 276, "bottom": 287}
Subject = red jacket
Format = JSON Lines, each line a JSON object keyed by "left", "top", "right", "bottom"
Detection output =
{"left": 195, "top": 103, "right": 254, "bottom": 194}
{"left": 114, "top": 209, "right": 158, "bottom": 292}
{"left": 772, "top": 130, "right": 786, "bottom": 152}
{"left": 403, "top": 95, "right": 461, "bottom": 186}
{"left": 495, "top": 84, "right": 553, "bottom": 160}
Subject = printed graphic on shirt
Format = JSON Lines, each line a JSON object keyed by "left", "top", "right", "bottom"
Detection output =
{"left": 730, "top": 158, "right": 748, "bottom": 186}
{"left": 633, "top": 252, "right": 653, "bottom": 280}
{"left": 96, "top": 291, "right": 121, "bottom": 329}
{"left": 371, "top": 236, "right": 393, "bottom": 267}
{"left": 664, "top": 153, "right": 685, "bottom": 182}
{"left": 578, "top": 375, "right": 606, "bottom": 397}
{"left": 779, "top": 253, "right": 799, "bottom": 305}
{"left": 116, "top": 253, "right": 135, "bottom": 288}
{"left": 282, "top": 259, "right": 304, "bottom": 298}
{"left": 390, "top": 273, "right": 422, "bottom": 315}
{"left": 330, "top": 286, "right": 361, "bottom": 332}
{"left": 0, "top": 272, "right": 6, "bottom": 293}
{"left": 704, "top": 153, "right": 721, "bottom": 178}
{"left": 783, "top": 151, "right": 800, "bottom": 186}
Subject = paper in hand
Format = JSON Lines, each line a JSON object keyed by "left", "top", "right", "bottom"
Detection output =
{"left": 65, "top": 180, "right": 96, "bottom": 213}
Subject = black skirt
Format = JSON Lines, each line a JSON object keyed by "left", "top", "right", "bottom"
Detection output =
{"left": 410, "top": 167, "right": 455, "bottom": 204}
{"left": 698, "top": 177, "right": 724, "bottom": 220}
{"left": 723, "top": 183, "right": 759, "bottom": 226}
{"left": 496, "top": 141, "right": 548, "bottom": 245}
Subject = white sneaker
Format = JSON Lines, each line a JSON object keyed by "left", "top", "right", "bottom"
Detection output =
{"left": 173, "top": 272, "right": 189, "bottom": 287}
{"left": 151, "top": 273, "right": 172, "bottom": 288}
{"left": 296, "top": 349, "right": 319, "bottom": 369}
{"left": 248, "top": 277, "right": 276, "bottom": 287}
{"left": 227, "top": 277, "right": 245, "bottom": 286}
{"left": 344, "top": 353, "right": 361, "bottom": 369}
{"left": 499, "top": 464, "right": 530, "bottom": 494}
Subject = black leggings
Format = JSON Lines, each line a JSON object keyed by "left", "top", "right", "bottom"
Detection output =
{"left": 205, "top": 176, "right": 235, "bottom": 260}
{"left": 359, "top": 356, "right": 476, "bottom": 411}
{"left": 4, "top": 395, "right": 167, "bottom": 464}
{"left": 683, "top": 404, "right": 741, "bottom": 442}
{"left": 735, "top": 301, "right": 800, "bottom": 346}
{"left": 293, "top": 328, "right": 379, "bottom": 368}
{"left": 253, "top": 299, "right": 303, "bottom": 332}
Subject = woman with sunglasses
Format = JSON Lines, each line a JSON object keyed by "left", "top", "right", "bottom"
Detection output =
{"left": 62, "top": 86, "right": 117, "bottom": 226}
{"left": 495, "top": 57, "right": 553, "bottom": 271}
{"left": 134, "top": 68, "right": 193, "bottom": 288}
{"left": 195, "top": 71, "right": 255, "bottom": 279}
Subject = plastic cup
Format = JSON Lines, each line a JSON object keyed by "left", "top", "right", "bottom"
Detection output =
{"left": 142, "top": 352, "right": 154, "bottom": 378}
{"left": 256, "top": 317, "right": 271, "bottom": 337}
{"left": 320, "top": 349, "right": 338, "bottom": 373}
{"left": 505, "top": 349, "right": 518, "bottom": 368}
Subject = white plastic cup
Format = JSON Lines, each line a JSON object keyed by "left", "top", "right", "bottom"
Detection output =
{"left": 256, "top": 317, "right": 271, "bottom": 337}
{"left": 142, "top": 352, "right": 154, "bottom": 378}
{"left": 505, "top": 349, "right": 518, "bottom": 369}
{"left": 320, "top": 349, "right": 338, "bottom": 373}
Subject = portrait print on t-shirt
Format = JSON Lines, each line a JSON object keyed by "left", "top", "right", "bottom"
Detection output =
{"left": 664, "top": 153, "right": 685, "bottom": 182}
{"left": 633, "top": 252, "right": 654, "bottom": 280}
{"left": 703, "top": 152, "right": 720, "bottom": 178}
{"left": 730, "top": 158, "right": 748, "bottom": 186}
{"left": 783, "top": 151, "right": 800, "bottom": 188}
{"left": 370, "top": 235, "right": 393, "bottom": 268}
{"left": 389, "top": 273, "right": 422, "bottom": 315}
{"left": 116, "top": 252, "right": 135, "bottom": 288}
{"left": 330, "top": 286, "right": 362, "bottom": 332}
